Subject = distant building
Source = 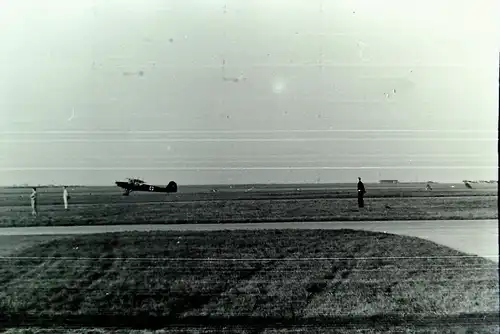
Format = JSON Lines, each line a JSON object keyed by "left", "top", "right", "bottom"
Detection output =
{"left": 463, "top": 180, "right": 498, "bottom": 184}
{"left": 379, "top": 180, "right": 399, "bottom": 184}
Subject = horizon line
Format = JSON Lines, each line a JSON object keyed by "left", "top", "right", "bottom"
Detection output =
{"left": 3, "top": 180, "right": 497, "bottom": 188}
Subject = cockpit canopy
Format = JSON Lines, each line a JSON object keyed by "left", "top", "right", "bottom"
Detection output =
{"left": 127, "top": 178, "right": 145, "bottom": 184}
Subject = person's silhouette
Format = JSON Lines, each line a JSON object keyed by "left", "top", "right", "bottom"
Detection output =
{"left": 63, "top": 186, "right": 70, "bottom": 210}
{"left": 357, "top": 177, "right": 366, "bottom": 208}
{"left": 30, "top": 187, "right": 38, "bottom": 216}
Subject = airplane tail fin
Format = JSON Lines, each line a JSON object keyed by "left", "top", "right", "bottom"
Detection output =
{"left": 167, "top": 181, "right": 178, "bottom": 192}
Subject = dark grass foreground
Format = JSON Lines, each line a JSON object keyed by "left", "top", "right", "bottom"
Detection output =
{"left": 3, "top": 327, "right": 500, "bottom": 334}
{"left": 0, "top": 230, "right": 498, "bottom": 332}
{"left": 0, "top": 196, "right": 497, "bottom": 227}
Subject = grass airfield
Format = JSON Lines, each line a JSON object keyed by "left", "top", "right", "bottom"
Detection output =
{"left": 0, "top": 182, "right": 497, "bottom": 227}
{"left": 0, "top": 182, "right": 498, "bottom": 333}
{"left": 0, "top": 230, "right": 498, "bottom": 333}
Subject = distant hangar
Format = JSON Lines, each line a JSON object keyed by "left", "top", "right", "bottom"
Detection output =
{"left": 379, "top": 180, "right": 399, "bottom": 184}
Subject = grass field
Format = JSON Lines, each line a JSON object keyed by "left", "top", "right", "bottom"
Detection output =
{"left": 4, "top": 327, "right": 500, "bottom": 333}
{"left": 0, "top": 229, "right": 498, "bottom": 333}
{"left": 4, "top": 328, "right": 500, "bottom": 334}
{"left": 0, "top": 235, "right": 68, "bottom": 256}
{"left": 0, "top": 183, "right": 497, "bottom": 227}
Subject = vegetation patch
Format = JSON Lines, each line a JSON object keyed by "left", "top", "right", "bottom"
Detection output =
{"left": 0, "top": 229, "right": 497, "bottom": 332}
{"left": 0, "top": 195, "right": 497, "bottom": 227}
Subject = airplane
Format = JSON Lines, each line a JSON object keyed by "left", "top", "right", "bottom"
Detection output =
{"left": 115, "top": 178, "right": 178, "bottom": 196}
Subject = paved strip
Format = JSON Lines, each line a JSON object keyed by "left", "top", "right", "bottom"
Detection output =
{"left": 0, "top": 220, "right": 497, "bottom": 262}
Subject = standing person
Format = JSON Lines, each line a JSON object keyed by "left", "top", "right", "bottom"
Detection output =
{"left": 63, "top": 186, "right": 70, "bottom": 210}
{"left": 30, "top": 187, "right": 38, "bottom": 216}
{"left": 357, "top": 177, "right": 366, "bottom": 208}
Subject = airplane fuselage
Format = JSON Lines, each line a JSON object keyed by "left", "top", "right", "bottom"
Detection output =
{"left": 115, "top": 181, "right": 177, "bottom": 195}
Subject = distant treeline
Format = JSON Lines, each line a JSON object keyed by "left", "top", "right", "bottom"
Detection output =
{"left": 7, "top": 185, "right": 84, "bottom": 189}
{"left": 462, "top": 180, "right": 498, "bottom": 184}
{"left": 5, "top": 180, "right": 497, "bottom": 189}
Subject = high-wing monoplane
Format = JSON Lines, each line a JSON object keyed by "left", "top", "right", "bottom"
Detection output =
{"left": 115, "top": 178, "right": 178, "bottom": 196}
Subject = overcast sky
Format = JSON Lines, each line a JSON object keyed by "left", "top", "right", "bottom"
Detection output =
{"left": 0, "top": 0, "right": 498, "bottom": 186}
